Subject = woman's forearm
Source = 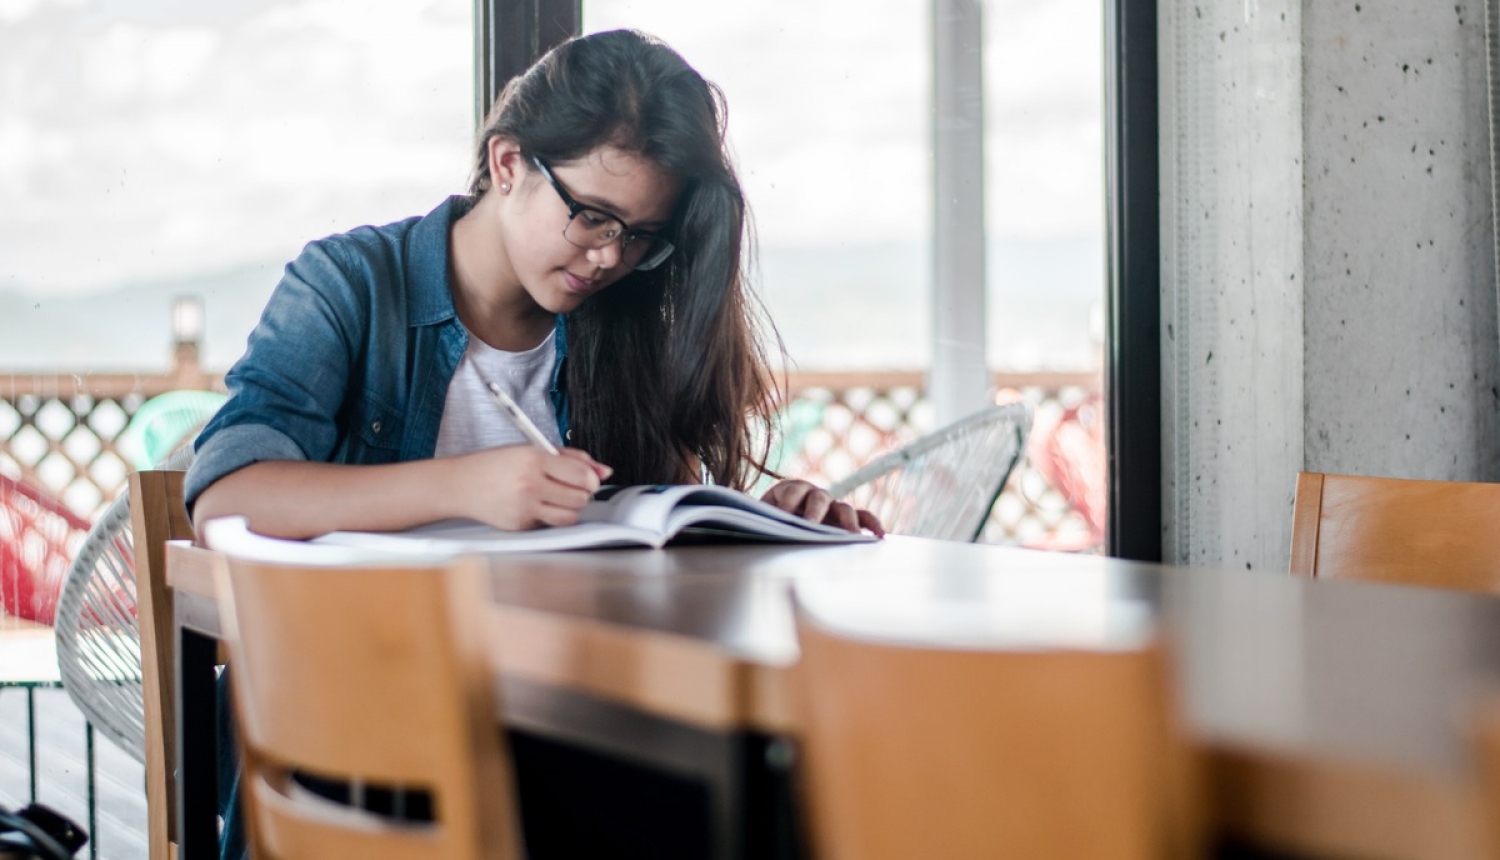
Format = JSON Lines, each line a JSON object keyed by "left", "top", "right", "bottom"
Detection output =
{"left": 191, "top": 458, "right": 465, "bottom": 541}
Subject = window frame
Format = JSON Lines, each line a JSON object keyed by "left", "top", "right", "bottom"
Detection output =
{"left": 478, "top": 1, "right": 1162, "bottom": 560}
{"left": 1103, "top": 0, "right": 1162, "bottom": 561}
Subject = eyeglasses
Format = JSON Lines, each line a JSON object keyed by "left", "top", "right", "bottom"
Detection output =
{"left": 528, "top": 155, "right": 675, "bottom": 272}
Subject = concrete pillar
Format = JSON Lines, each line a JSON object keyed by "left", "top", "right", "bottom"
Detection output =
{"left": 1301, "top": 1, "right": 1498, "bottom": 484}
{"left": 930, "top": 0, "right": 990, "bottom": 425}
{"left": 1160, "top": 0, "right": 1499, "bottom": 570}
{"left": 1161, "top": 0, "right": 1306, "bottom": 570}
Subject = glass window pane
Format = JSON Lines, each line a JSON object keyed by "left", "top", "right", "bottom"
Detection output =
{"left": 985, "top": 0, "right": 1104, "bottom": 372}
{"left": 1, "top": 0, "right": 473, "bottom": 371}
{"left": 585, "top": 2, "right": 930, "bottom": 370}
{"left": 584, "top": 3, "right": 1104, "bottom": 550}
{"left": 985, "top": 0, "right": 1106, "bottom": 551}
{"left": 1, "top": 0, "right": 473, "bottom": 514}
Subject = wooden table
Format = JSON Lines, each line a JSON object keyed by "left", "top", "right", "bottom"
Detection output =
{"left": 167, "top": 537, "right": 1500, "bottom": 859}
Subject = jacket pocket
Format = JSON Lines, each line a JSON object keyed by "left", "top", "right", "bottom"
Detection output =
{"left": 349, "top": 392, "right": 404, "bottom": 463}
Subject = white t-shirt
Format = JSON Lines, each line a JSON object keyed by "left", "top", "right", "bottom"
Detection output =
{"left": 435, "top": 329, "right": 563, "bottom": 457}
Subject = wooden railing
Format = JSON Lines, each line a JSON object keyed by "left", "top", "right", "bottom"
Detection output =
{"left": 0, "top": 341, "right": 1103, "bottom": 550}
{"left": 0, "top": 340, "right": 219, "bottom": 515}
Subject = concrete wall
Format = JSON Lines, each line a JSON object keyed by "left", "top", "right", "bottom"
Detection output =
{"left": 1161, "top": 0, "right": 1306, "bottom": 569}
{"left": 1302, "top": 1, "right": 1499, "bottom": 481}
{"left": 1160, "top": 0, "right": 1500, "bottom": 569}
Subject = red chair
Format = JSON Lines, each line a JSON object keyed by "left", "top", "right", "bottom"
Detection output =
{"left": 1024, "top": 393, "right": 1105, "bottom": 552}
{"left": 0, "top": 475, "right": 90, "bottom": 624}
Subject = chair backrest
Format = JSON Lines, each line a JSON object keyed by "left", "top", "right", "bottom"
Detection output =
{"left": 128, "top": 468, "right": 194, "bottom": 860}
{"left": 117, "top": 389, "right": 227, "bottom": 472}
{"left": 1472, "top": 700, "right": 1500, "bottom": 860}
{"left": 791, "top": 597, "right": 1197, "bottom": 860}
{"left": 1290, "top": 472, "right": 1500, "bottom": 591}
{"left": 829, "top": 402, "right": 1031, "bottom": 542}
{"left": 55, "top": 488, "right": 143, "bottom": 759}
{"left": 214, "top": 548, "right": 523, "bottom": 860}
{"left": 1, "top": 475, "right": 89, "bottom": 624}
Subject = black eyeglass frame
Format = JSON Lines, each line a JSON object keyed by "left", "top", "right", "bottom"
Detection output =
{"left": 527, "top": 154, "right": 676, "bottom": 272}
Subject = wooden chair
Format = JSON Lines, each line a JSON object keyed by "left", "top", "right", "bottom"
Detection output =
{"left": 790, "top": 594, "right": 1199, "bottom": 860}
{"left": 210, "top": 529, "right": 523, "bottom": 860}
{"left": 128, "top": 468, "right": 194, "bottom": 860}
{"left": 1290, "top": 471, "right": 1500, "bottom": 591}
{"left": 1473, "top": 699, "right": 1500, "bottom": 859}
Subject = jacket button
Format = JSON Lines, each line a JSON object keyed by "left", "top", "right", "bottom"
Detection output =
{"left": 371, "top": 420, "right": 382, "bottom": 434}
{"left": 566, "top": 430, "right": 573, "bottom": 441}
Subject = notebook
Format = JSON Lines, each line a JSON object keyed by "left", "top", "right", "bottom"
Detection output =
{"left": 313, "top": 483, "right": 877, "bottom": 555}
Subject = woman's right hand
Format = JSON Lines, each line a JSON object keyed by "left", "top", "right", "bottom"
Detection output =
{"left": 449, "top": 445, "right": 613, "bottom": 531}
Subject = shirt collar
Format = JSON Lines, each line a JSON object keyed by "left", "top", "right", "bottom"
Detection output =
{"left": 406, "top": 195, "right": 474, "bottom": 327}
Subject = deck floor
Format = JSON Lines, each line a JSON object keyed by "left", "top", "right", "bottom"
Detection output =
{"left": 1, "top": 618, "right": 147, "bottom": 859}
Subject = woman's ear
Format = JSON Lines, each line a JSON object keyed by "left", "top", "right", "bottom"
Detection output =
{"left": 488, "top": 137, "right": 525, "bottom": 194}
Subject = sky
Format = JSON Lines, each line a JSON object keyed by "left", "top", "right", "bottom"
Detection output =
{"left": 0, "top": 0, "right": 473, "bottom": 296}
{"left": 0, "top": 0, "right": 1104, "bottom": 373}
{"left": 586, "top": 0, "right": 1105, "bottom": 244}
{"left": 0, "top": 0, "right": 1103, "bottom": 298}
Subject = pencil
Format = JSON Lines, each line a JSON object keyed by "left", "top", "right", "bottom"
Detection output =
{"left": 484, "top": 380, "right": 561, "bottom": 455}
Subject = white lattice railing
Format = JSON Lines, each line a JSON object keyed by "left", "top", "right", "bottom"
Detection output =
{"left": 0, "top": 340, "right": 1103, "bottom": 551}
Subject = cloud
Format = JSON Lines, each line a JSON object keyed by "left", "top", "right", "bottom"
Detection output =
{"left": 588, "top": 0, "right": 1104, "bottom": 245}
{"left": 1, "top": 0, "right": 472, "bottom": 295}
{"left": 0, "top": 0, "right": 39, "bottom": 24}
{"left": 3, "top": 0, "right": 1104, "bottom": 296}
{"left": 144, "top": 26, "right": 219, "bottom": 98}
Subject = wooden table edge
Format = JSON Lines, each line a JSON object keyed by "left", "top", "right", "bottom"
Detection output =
{"left": 488, "top": 603, "right": 797, "bottom": 735}
{"left": 169, "top": 542, "right": 801, "bottom": 734}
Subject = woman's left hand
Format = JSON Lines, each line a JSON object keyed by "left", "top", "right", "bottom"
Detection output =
{"left": 760, "top": 479, "right": 885, "bottom": 537}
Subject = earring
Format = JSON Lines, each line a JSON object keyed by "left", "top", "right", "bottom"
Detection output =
{"left": 498, "top": 182, "right": 511, "bottom": 193}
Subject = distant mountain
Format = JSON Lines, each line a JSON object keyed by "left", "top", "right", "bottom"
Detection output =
{"left": 0, "top": 236, "right": 1101, "bottom": 375}
{"left": 0, "top": 262, "right": 281, "bottom": 372}
{"left": 757, "top": 236, "right": 1102, "bottom": 370}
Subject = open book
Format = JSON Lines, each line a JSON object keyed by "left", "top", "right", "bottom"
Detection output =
{"left": 314, "top": 484, "right": 877, "bottom": 555}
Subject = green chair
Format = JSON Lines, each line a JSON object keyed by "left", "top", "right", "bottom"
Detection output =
{"left": 117, "top": 390, "right": 225, "bottom": 472}
{"left": 752, "top": 399, "right": 827, "bottom": 497}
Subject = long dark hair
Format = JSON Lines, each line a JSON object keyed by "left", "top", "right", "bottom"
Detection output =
{"left": 470, "top": 29, "right": 781, "bottom": 489}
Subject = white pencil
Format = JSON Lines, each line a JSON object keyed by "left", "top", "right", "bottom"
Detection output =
{"left": 484, "top": 380, "right": 561, "bottom": 455}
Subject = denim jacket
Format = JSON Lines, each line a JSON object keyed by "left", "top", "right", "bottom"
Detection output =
{"left": 185, "top": 196, "right": 570, "bottom": 513}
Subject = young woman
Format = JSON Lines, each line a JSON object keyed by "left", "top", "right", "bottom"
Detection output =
{"left": 187, "top": 28, "right": 882, "bottom": 539}
{"left": 197, "top": 31, "right": 880, "bottom": 857}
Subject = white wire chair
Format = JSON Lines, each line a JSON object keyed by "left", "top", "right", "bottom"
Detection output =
{"left": 54, "top": 446, "right": 195, "bottom": 761}
{"left": 53, "top": 491, "right": 140, "bottom": 760}
{"left": 830, "top": 402, "right": 1032, "bottom": 542}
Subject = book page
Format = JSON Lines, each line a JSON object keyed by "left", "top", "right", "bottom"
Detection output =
{"left": 314, "top": 485, "right": 875, "bottom": 557}
{"left": 583, "top": 484, "right": 875, "bottom": 543}
{"left": 579, "top": 484, "right": 713, "bottom": 533}
{"left": 316, "top": 518, "right": 662, "bottom": 556}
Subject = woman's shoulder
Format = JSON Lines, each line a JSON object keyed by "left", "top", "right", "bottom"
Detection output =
{"left": 286, "top": 196, "right": 466, "bottom": 306}
{"left": 307, "top": 197, "right": 460, "bottom": 267}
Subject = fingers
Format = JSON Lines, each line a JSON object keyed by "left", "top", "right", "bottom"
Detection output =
{"left": 560, "top": 447, "right": 614, "bottom": 482}
{"left": 523, "top": 452, "right": 610, "bottom": 529}
{"left": 460, "top": 445, "right": 614, "bottom": 531}
{"left": 532, "top": 449, "right": 613, "bottom": 518}
{"left": 544, "top": 449, "right": 609, "bottom": 494}
{"left": 533, "top": 499, "right": 585, "bottom": 528}
{"left": 764, "top": 479, "right": 884, "bottom": 535}
{"left": 798, "top": 488, "right": 835, "bottom": 525}
{"left": 824, "top": 500, "right": 860, "bottom": 533}
{"left": 764, "top": 480, "right": 832, "bottom": 521}
{"left": 762, "top": 479, "right": 814, "bottom": 515}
